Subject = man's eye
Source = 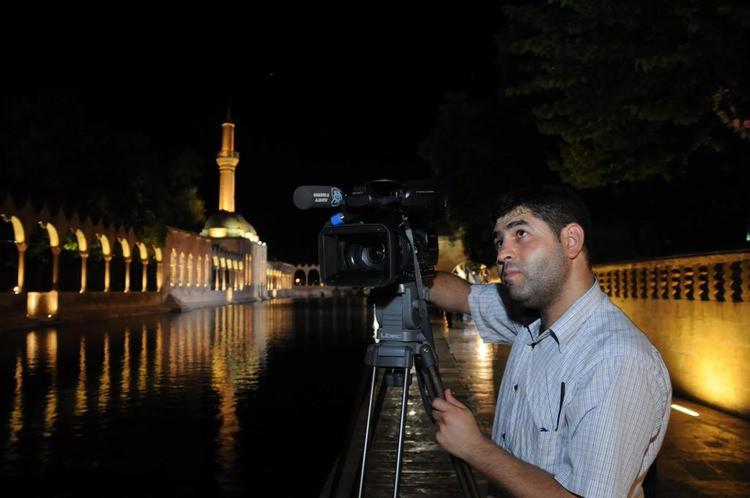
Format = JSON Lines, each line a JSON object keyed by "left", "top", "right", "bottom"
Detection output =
{"left": 516, "top": 230, "right": 527, "bottom": 238}
{"left": 494, "top": 240, "right": 503, "bottom": 249}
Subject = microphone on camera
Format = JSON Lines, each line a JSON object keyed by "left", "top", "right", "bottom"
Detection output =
{"left": 293, "top": 186, "right": 345, "bottom": 210}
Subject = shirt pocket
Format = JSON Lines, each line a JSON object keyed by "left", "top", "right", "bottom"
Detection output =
{"left": 535, "top": 430, "right": 563, "bottom": 474}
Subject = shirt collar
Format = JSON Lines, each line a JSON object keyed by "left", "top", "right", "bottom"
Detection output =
{"left": 525, "top": 279, "right": 605, "bottom": 352}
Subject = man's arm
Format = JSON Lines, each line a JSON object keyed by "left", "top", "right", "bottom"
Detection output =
{"left": 427, "top": 271, "right": 471, "bottom": 314}
{"left": 433, "top": 390, "right": 579, "bottom": 498}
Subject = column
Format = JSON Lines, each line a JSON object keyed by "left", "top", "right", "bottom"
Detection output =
{"left": 141, "top": 260, "right": 148, "bottom": 292}
{"left": 124, "top": 258, "right": 131, "bottom": 293}
{"left": 51, "top": 246, "right": 61, "bottom": 291}
{"left": 16, "top": 242, "right": 27, "bottom": 293}
{"left": 80, "top": 252, "right": 89, "bottom": 293}
{"left": 156, "top": 261, "right": 164, "bottom": 292}
{"left": 104, "top": 255, "right": 112, "bottom": 292}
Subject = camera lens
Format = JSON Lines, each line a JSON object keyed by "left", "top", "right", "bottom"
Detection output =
{"left": 361, "top": 243, "right": 386, "bottom": 268}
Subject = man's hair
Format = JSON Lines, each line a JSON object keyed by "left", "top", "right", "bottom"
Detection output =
{"left": 495, "top": 185, "right": 592, "bottom": 248}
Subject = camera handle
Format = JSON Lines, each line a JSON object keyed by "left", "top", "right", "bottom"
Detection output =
{"left": 355, "top": 284, "right": 480, "bottom": 498}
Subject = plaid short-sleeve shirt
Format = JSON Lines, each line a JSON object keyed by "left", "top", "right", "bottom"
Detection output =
{"left": 468, "top": 282, "right": 671, "bottom": 498}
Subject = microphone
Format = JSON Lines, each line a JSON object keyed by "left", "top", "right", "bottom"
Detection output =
{"left": 293, "top": 186, "right": 344, "bottom": 210}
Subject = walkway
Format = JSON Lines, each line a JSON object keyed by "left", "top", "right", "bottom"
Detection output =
{"left": 325, "top": 320, "right": 750, "bottom": 497}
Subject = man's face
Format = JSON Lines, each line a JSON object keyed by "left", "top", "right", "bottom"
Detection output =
{"left": 493, "top": 207, "right": 568, "bottom": 310}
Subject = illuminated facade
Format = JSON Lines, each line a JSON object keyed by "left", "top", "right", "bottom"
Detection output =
{"left": 0, "top": 120, "right": 296, "bottom": 323}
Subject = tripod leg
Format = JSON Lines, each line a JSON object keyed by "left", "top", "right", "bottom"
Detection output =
{"left": 393, "top": 366, "right": 412, "bottom": 498}
{"left": 418, "top": 345, "right": 481, "bottom": 498}
{"left": 357, "top": 365, "right": 379, "bottom": 498}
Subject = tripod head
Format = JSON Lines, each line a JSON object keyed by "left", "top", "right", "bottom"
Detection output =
{"left": 370, "top": 283, "right": 434, "bottom": 346}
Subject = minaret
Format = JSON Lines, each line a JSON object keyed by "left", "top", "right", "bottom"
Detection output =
{"left": 216, "top": 119, "right": 240, "bottom": 212}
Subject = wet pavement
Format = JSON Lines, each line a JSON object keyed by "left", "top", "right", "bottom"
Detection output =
{"left": 342, "top": 319, "right": 750, "bottom": 497}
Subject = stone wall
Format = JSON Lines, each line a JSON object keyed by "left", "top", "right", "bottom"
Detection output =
{"left": 594, "top": 251, "right": 750, "bottom": 418}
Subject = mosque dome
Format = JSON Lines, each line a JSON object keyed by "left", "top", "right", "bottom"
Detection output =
{"left": 201, "top": 210, "right": 259, "bottom": 242}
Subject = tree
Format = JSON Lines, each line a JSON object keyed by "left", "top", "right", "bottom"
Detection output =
{"left": 0, "top": 88, "right": 206, "bottom": 244}
{"left": 421, "top": 92, "right": 556, "bottom": 263}
{"left": 501, "top": 0, "right": 750, "bottom": 187}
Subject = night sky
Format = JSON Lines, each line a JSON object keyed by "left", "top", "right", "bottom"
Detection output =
{"left": 3, "top": 15, "right": 504, "bottom": 264}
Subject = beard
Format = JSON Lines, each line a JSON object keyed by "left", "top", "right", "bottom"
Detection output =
{"left": 501, "top": 246, "right": 567, "bottom": 310}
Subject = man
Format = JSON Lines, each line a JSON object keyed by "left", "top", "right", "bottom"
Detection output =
{"left": 428, "top": 186, "right": 671, "bottom": 498}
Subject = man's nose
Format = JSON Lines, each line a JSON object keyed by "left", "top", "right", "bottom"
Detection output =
{"left": 497, "top": 242, "right": 514, "bottom": 263}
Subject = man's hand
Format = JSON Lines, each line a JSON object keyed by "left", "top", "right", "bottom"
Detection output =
{"left": 432, "top": 388, "right": 488, "bottom": 462}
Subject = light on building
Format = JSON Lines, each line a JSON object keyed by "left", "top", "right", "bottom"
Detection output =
{"left": 13, "top": 286, "right": 20, "bottom": 294}
{"left": 671, "top": 404, "right": 699, "bottom": 417}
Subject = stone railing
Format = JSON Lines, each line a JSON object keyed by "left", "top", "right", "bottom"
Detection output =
{"left": 594, "top": 251, "right": 750, "bottom": 303}
{"left": 593, "top": 251, "right": 750, "bottom": 418}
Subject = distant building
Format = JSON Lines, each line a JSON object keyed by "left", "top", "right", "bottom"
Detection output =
{"left": 0, "top": 119, "right": 296, "bottom": 325}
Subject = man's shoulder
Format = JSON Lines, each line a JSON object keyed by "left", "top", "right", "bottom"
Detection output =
{"left": 579, "top": 297, "right": 662, "bottom": 362}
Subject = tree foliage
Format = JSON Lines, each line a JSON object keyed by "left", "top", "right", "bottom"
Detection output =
{"left": 421, "top": 93, "right": 556, "bottom": 263}
{"left": 0, "top": 88, "right": 206, "bottom": 245}
{"left": 502, "top": 0, "right": 750, "bottom": 187}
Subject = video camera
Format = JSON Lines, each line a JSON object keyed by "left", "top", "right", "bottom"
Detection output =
{"left": 293, "top": 179, "right": 444, "bottom": 287}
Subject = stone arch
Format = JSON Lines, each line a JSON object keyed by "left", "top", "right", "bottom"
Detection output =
{"left": 129, "top": 242, "right": 148, "bottom": 292}
{"left": 26, "top": 221, "right": 58, "bottom": 292}
{"left": 293, "top": 269, "right": 307, "bottom": 286}
{"left": 99, "top": 233, "right": 114, "bottom": 292}
{"left": 110, "top": 238, "right": 128, "bottom": 292}
{"left": 0, "top": 216, "right": 21, "bottom": 291}
{"left": 59, "top": 230, "right": 82, "bottom": 292}
{"left": 88, "top": 235, "right": 107, "bottom": 292}
{"left": 308, "top": 268, "right": 320, "bottom": 286}
{"left": 147, "top": 246, "right": 161, "bottom": 291}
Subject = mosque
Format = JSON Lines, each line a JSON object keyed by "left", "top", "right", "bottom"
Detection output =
{"left": 0, "top": 119, "right": 296, "bottom": 325}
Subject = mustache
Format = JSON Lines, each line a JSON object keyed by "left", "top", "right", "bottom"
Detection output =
{"left": 499, "top": 262, "right": 518, "bottom": 273}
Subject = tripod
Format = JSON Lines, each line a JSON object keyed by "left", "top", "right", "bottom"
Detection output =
{"left": 356, "top": 283, "right": 480, "bottom": 498}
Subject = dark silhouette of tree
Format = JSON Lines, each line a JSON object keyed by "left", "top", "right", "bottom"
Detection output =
{"left": 421, "top": 92, "right": 556, "bottom": 263}
{"left": 423, "top": 2, "right": 750, "bottom": 263}
{"left": 501, "top": 0, "right": 750, "bottom": 187}
{"left": 0, "top": 88, "right": 206, "bottom": 244}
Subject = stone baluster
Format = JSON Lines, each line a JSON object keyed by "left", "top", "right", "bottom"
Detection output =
{"left": 638, "top": 267, "right": 647, "bottom": 298}
{"left": 659, "top": 266, "right": 669, "bottom": 300}
{"left": 673, "top": 266, "right": 684, "bottom": 300}
{"left": 612, "top": 269, "right": 622, "bottom": 297}
{"left": 648, "top": 266, "right": 657, "bottom": 299}
{"left": 723, "top": 260, "right": 735, "bottom": 302}
{"left": 683, "top": 266, "right": 694, "bottom": 300}
{"left": 625, "top": 268, "right": 636, "bottom": 299}
{"left": 707, "top": 264, "right": 718, "bottom": 301}
{"left": 741, "top": 259, "right": 750, "bottom": 302}
{"left": 695, "top": 265, "right": 707, "bottom": 300}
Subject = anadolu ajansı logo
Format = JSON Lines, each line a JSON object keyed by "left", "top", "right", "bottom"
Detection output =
{"left": 330, "top": 187, "right": 343, "bottom": 207}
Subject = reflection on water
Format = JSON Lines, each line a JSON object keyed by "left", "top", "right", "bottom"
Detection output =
{"left": 0, "top": 297, "right": 370, "bottom": 497}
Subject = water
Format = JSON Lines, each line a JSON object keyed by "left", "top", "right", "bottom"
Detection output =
{"left": 0, "top": 297, "right": 371, "bottom": 497}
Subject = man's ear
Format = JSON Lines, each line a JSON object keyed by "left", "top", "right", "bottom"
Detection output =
{"left": 561, "top": 223, "right": 585, "bottom": 259}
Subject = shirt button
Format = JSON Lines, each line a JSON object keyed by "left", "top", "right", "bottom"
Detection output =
{"left": 513, "top": 384, "right": 518, "bottom": 392}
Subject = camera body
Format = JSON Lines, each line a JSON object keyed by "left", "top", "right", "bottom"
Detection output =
{"left": 304, "top": 180, "right": 443, "bottom": 287}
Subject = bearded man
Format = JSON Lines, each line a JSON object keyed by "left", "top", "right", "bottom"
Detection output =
{"left": 428, "top": 186, "right": 671, "bottom": 498}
